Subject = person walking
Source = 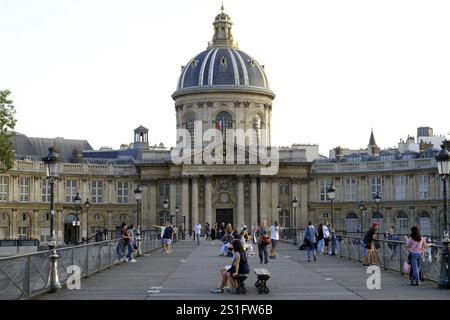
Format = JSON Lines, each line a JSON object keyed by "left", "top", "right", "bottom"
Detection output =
{"left": 194, "top": 222, "right": 202, "bottom": 245}
{"left": 127, "top": 224, "right": 137, "bottom": 263}
{"left": 406, "top": 226, "right": 432, "bottom": 286}
{"left": 317, "top": 223, "right": 324, "bottom": 254}
{"left": 257, "top": 220, "right": 270, "bottom": 264}
{"left": 362, "top": 223, "right": 379, "bottom": 266}
{"left": 211, "top": 222, "right": 217, "bottom": 241}
{"left": 205, "top": 222, "right": 212, "bottom": 241}
{"left": 304, "top": 221, "right": 317, "bottom": 262}
{"left": 162, "top": 222, "right": 175, "bottom": 254}
{"left": 323, "top": 222, "right": 330, "bottom": 253}
{"left": 269, "top": 221, "right": 280, "bottom": 259}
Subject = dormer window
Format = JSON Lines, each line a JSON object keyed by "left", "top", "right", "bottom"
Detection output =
{"left": 247, "top": 59, "right": 255, "bottom": 67}
{"left": 191, "top": 60, "right": 199, "bottom": 68}
{"left": 220, "top": 57, "right": 227, "bottom": 65}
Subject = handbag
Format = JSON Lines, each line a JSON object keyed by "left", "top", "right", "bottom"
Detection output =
{"left": 403, "top": 261, "right": 411, "bottom": 273}
{"left": 262, "top": 236, "right": 270, "bottom": 246}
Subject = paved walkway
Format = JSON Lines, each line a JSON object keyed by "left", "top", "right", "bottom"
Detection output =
{"left": 37, "top": 240, "right": 450, "bottom": 300}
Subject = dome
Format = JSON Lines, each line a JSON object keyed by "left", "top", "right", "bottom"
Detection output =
{"left": 172, "top": 6, "right": 274, "bottom": 99}
{"left": 176, "top": 48, "right": 270, "bottom": 91}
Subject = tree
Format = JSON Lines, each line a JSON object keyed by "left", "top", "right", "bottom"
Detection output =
{"left": 0, "top": 90, "right": 17, "bottom": 171}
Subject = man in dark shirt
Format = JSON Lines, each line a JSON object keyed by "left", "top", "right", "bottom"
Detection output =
{"left": 162, "top": 222, "right": 174, "bottom": 254}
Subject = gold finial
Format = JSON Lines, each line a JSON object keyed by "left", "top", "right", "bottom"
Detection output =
{"left": 221, "top": 1, "right": 224, "bottom": 12}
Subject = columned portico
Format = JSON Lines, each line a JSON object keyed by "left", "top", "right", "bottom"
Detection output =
{"left": 205, "top": 176, "right": 213, "bottom": 225}
{"left": 181, "top": 177, "right": 190, "bottom": 231}
{"left": 191, "top": 177, "right": 199, "bottom": 227}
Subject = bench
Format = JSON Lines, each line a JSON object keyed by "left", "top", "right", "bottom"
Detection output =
{"left": 233, "top": 274, "right": 248, "bottom": 294}
{"left": 254, "top": 268, "right": 271, "bottom": 294}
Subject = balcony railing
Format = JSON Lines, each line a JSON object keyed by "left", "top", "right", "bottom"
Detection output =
{"left": 11, "top": 160, "right": 137, "bottom": 176}
{"left": 313, "top": 158, "right": 437, "bottom": 173}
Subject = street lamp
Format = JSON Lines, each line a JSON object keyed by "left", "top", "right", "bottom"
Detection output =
{"left": 73, "top": 192, "right": 81, "bottom": 244}
{"left": 163, "top": 198, "right": 169, "bottom": 222}
{"left": 358, "top": 201, "right": 366, "bottom": 236}
{"left": 85, "top": 198, "right": 91, "bottom": 243}
{"left": 134, "top": 184, "right": 142, "bottom": 256}
{"left": 435, "top": 143, "right": 450, "bottom": 289}
{"left": 292, "top": 197, "right": 298, "bottom": 244}
{"left": 42, "top": 146, "right": 61, "bottom": 293}
{"left": 327, "top": 183, "right": 336, "bottom": 255}
{"left": 326, "top": 183, "right": 336, "bottom": 227}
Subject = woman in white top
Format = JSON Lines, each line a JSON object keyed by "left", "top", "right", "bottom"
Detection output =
{"left": 269, "top": 221, "right": 280, "bottom": 259}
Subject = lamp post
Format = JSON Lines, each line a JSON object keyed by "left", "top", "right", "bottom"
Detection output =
{"left": 326, "top": 183, "right": 336, "bottom": 228}
{"left": 73, "top": 192, "right": 81, "bottom": 244}
{"left": 327, "top": 183, "right": 336, "bottom": 255}
{"left": 85, "top": 198, "right": 91, "bottom": 243}
{"left": 435, "top": 143, "right": 450, "bottom": 289}
{"left": 292, "top": 197, "right": 298, "bottom": 244}
{"left": 42, "top": 147, "right": 61, "bottom": 293}
{"left": 358, "top": 201, "right": 366, "bottom": 237}
{"left": 134, "top": 185, "right": 142, "bottom": 256}
{"left": 163, "top": 198, "right": 169, "bottom": 223}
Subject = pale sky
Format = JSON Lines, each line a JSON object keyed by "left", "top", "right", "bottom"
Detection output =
{"left": 1, "top": 0, "right": 449, "bottom": 156}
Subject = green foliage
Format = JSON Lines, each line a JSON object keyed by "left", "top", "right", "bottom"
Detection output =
{"left": 0, "top": 90, "right": 17, "bottom": 171}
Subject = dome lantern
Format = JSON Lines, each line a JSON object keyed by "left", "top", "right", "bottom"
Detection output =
{"left": 210, "top": 5, "right": 237, "bottom": 49}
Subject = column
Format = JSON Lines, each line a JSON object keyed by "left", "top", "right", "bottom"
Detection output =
{"left": 250, "top": 176, "right": 258, "bottom": 226}
{"left": 205, "top": 177, "right": 213, "bottom": 225}
{"left": 57, "top": 209, "right": 64, "bottom": 243}
{"left": 300, "top": 182, "right": 308, "bottom": 231}
{"left": 12, "top": 175, "right": 19, "bottom": 202}
{"left": 271, "top": 179, "right": 278, "bottom": 224}
{"left": 170, "top": 179, "right": 177, "bottom": 224}
{"left": 141, "top": 184, "right": 149, "bottom": 230}
{"left": 149, "top": 180, "right": 157, "bottom": 225}
{"left": 33, "top": 177, "right": 40, "bottom": 203}
{"left": 182, "top": 177, "right": 190, "bottom": 231}
{"left": 11, "top": 210, "right": 18, "bottom": 239}
{"left": 191, "top": 177, "right": 199, "bottom": 227}
{"left": 259, "top": 177, "right": 268, "bottom": 223}
{"left": 237, "top": 176, "right": 244, "bottom": 228}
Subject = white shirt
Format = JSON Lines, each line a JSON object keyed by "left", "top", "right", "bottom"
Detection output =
{"left": 269, "top": 225, "right": 279, "bottom": 240}
{"left": 194, "top": 224, "right": 202, "bottom": 234}
{"left": 323, "top": 225, "right": 330, "bottom": 239}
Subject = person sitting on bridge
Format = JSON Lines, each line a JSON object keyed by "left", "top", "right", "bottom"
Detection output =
{"left": 211, "top": 239, "right": 250, "bottom": 293}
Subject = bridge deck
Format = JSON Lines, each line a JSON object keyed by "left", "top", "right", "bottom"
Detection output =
{"left": 37, "top": 240, "right": 450, "bottom": 300}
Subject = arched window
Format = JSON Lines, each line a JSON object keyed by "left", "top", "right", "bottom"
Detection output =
{"left": 420, "top": 212, "right": 432, "bottom": 237}
{"left": 252, "top": 114, "right": 262, "bottom": 146}
{"left": 395, "top": 212, "right": 408, "bottom": 235}
{"left": 345, "top": 212, "right": 359, "bottom": 234}
{"left": 215, "top": 111, "right": 233, "bottom": 133}
{"left": 279, "top": 181, "right": 289, "bottom": 195}
{"left": 371, "top": 211, "right": 384, "bottom": 233}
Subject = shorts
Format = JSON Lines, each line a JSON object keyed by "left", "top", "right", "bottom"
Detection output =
{"left": 162, "top": 238, "right": 172, "bottom": 245}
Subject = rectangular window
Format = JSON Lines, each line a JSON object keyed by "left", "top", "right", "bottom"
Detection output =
{"left": 91, "top": 181, "right": 103, "bottom": 204}
{"left": 344, "top": 178, "right": 357, "bottom": 201}
{"left": 18, "top": 227, "right": 28, "bottom": 240}
{"left": 117, "top": 181, "right": 129, "bottom": 204}
{"left": 0, "top": 176, "right": 8, "bottom": 201}
{"left": 159, "top": 182, "right": 169, "bottom": 202}
{"left": 371, "top": 177, "right": 383, "bottom": 198}
{"left": 65, "top": 180, "right": 79, "bottom": 203}
{"left": 394, "top": 175, "right": 407, "bottom": 200}
{"left": 418, "top": 175, "right": 429, "bottom": 200}
{"left": 19, "top": 177, "right": 30, "bottom": 202}
{"left": 319, "top": 180, "right": 329, "bottom": 202}
{"left": 279, "top": 182, "right": 290, "bottom": 195}
{"left": 40, "top": 227, "right": 50, "bottom": 242}
{"left": 41, "top": 179, "right": 51, "bottom": 203}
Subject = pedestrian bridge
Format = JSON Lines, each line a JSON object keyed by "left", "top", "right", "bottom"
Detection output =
{"left": 1, "top": 234, "right": 449, "bottom": 300}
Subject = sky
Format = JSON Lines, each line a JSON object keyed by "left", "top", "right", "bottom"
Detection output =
{"left": 1, "top": 0, "right": 449, "bottom": 156}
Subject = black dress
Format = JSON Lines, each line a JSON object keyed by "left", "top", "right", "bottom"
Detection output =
{"left": 228, "top": 251, "right": 250, "bottom": 275}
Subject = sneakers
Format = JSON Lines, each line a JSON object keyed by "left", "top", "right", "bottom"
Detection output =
{"left": 313, "top": 255, "right": 317, "bottom": 261}
{"left": 128, "top": 258, "right": 137, "bottom": 263}
{"left": 210, "top": 288, "right": 224, "bottom": 293}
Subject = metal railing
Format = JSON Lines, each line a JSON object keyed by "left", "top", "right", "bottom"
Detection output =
{"left": 280, "top": 229, "right": 444, "bottom": 283}
{"left": 335, "top": 234, "right": 444, "bottom": 282}
{"left": 0, "top": 231, "right": 160, "bottom": 300}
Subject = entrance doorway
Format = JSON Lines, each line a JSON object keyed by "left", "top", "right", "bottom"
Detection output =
{"left": 64, "top": 214, "right": 79, "bottom": 244}
{"left": 216, "top": 208, "right": 233, "bottom": 227}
